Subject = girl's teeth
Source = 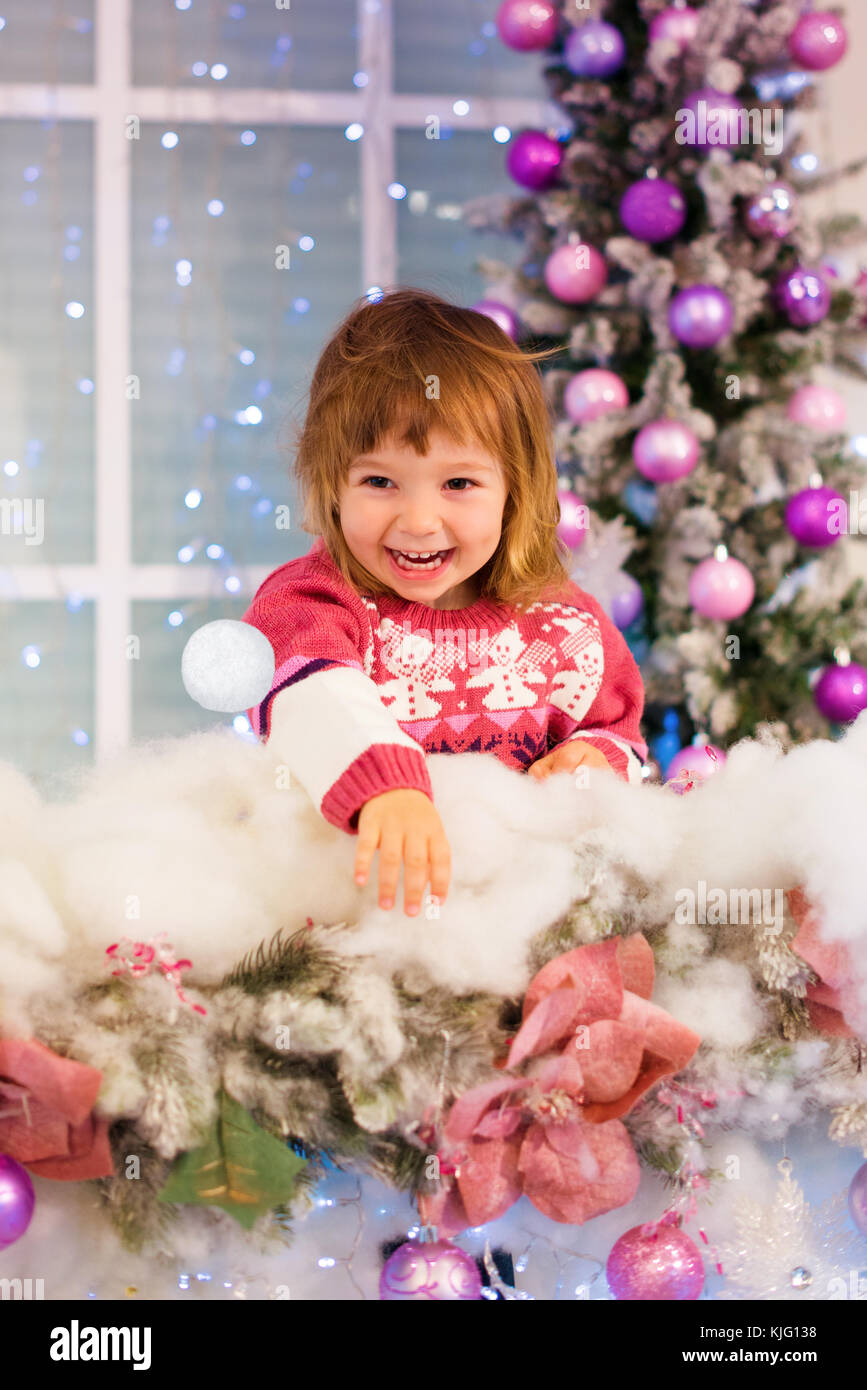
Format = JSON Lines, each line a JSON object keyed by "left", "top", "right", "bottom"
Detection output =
{"left": 391, "top": 549, "right": 448, "bottom": 570}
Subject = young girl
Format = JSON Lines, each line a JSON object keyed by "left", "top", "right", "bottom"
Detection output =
{"left": 242, "top": 288, "right": 648, "bottom": 919}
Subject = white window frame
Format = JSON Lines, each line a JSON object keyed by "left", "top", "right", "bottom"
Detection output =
{"left": 0, "top": 0, "right": 547, "bottom": 761}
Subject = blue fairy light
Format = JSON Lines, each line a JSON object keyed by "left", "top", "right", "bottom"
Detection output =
{"left": 388, "top": 183, "right": 407, "bottom": 200}
{"left": 178, "top": 545, "right": 195, "bottom": 563}
{"left": 77, "top": 379, "right": 95, "bottom": 394}
{"left": 23, "top": 166, "right": 40, "bottom": 183}
{"left": 161, "top": 132, "right": 179, "bottom": 149}
{"left": 240, "top": 129, "right": 256, "bottom": 145}
{"left": 22, "top": 645, "right": 41, "bottom": 668}
{"left": 192, "top": 61, "right": 208, "bottom": 77}
{"left": 210, "top": 63, "right": 228, "bottom": 81}
{"left": 184, "top": 489, "right": 202, "bottom": 509}
{"left": 238, "top": 348, "right": 255, "bottom": 364}
{"left": 298, "top": 236, "right": 315, "bottom": 251}
{"left": 72, "top": 729, "right": 89, "bottom": 746}
{"left": 206, "top": 544, "right": 224, "bottom": 559}
{"left": 344, "top": 123, "right": 364, "bottom": 141}
{"left": 66, "top": 593, "right": 84, "bottom": 611}
{"left": 353, "top": 71, "right": 369, "bottom": 87}
{"left": 167, "top": 611, "right": 184, "bottom": 627}
{"left": 366, "top": 286, "right": 384, "bottom": 303}
{"left": 207, "top": 199, "right": 224, "bottom": 217}
{"left": 4, "top": 459, "right": 19, "bottom": 475}
{"left": 253, "top": 498, "right": 273, "bottom": 516}
{"left": 493, "top": 126, "right": 511, "bottom": 143}
{"left": 64, "top": 245, "right": 81, "bottom": 261}
{"left": 292, "top": 298, "right": 310, "bottom": 314}
{"left": 66, "top": 225, "right": 82, "bottom": 240}
{"left": 65, "top": 301, "right": 85, "bottom": 319}
{"left": 453, "top": 100, "right": 470, "bottom": 116}
{"left": 224, "top": 575, "right": 241, "bottom": 593}
{"left": 234, "top": 475, "right": 252, "bottom": 491}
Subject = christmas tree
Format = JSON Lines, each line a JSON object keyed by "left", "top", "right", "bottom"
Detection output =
{"left": 466, "top": 0, "right": 867, "bottom": 769}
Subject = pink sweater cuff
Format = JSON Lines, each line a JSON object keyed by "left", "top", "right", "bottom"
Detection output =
{"left": 320, "top": 744, "right": 433, "bottom": 835}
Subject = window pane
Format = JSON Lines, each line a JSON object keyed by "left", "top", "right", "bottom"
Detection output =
{"left": 0, "top": 119, "right": 94, "bottom": 564}
{"left": 394, "top": 0, "right": 547, "bottom": 97}
{"left": 131, "top": 597, "right": 249, "bottom": 741}
{"left": 0, "top": 0, "right": 94, "bottom": 85}
{"left": 396, "top": 128, "right": 525, "bottom": 305}
{"left": 131, "top": 122, "right": 361, "bottom": 566}
{"left": 0, "top": 601, "right": 94, "bottom": 794}
{"left": 132, "top": 0, "right": 358, "bottom": 90}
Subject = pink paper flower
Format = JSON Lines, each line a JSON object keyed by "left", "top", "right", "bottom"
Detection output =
{"left": 787, "top": 886, "right": 862, "bottom": 1039}
{"left": 0, "top": 1037, "right": 114, "bottom": 1180}
{"left": 417, "top": 935, "right": 701, "bottom": 1238}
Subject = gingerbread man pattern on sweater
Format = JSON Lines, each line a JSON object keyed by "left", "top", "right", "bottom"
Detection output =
{"left": 242, "top": 536, "right": 648, "bottom": 835}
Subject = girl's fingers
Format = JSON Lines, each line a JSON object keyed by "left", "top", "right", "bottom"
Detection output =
{"left": 354, "top": 830, "right": 380, "bottom": 884}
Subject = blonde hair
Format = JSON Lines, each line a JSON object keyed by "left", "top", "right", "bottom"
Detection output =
{"left": 291, "top": 286, "right": 575, "bottom": 612}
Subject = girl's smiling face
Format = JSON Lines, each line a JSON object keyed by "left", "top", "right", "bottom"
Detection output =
{"left": 337, "top": 427, "right": 509, "bottom": 610}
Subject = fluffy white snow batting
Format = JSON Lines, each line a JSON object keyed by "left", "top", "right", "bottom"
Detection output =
{"left": 181, "top": 619, "right": 275, "bottom": 713}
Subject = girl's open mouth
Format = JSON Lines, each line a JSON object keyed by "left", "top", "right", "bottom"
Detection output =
{"left": 385, "top": 547, "right": 455, "bottom": 578}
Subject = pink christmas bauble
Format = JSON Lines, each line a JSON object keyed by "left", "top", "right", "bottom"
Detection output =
{"left": 743, "top": 180, "right": 799, "bottom": 240}
{"left": 607, "top": 1223, "right": 705, "bottom": 1300}
{"left": 648, "top": 5, "right": 700, "bottom": 50}
{"left": 563, "top": 19, "right": 626, "bottom": 79}
{"left": 788, "top": 11, "right": 848, "bottom": 72}
{"left": 669, "top": 284, "right": 733, "bottom": 348}
{"left": 814, "top": 662, "right": 867, "bottom": 723}
{"left": 470, "top": 299, "right": 519, "bottom": 339}
{"left": 785, "top": 485, "right": 847, "bottom": 548}
{"left": 506, "top": 129, "right": 563, "bottom": 191}
{"left": 495, "top": 0, "right": 558, "bottom": 52}
{"left": 544, "top": 241, "right": 608, "bottom": 304}
{"left": 620, "top": 177, "right": 687, "bottom": 242}
{"left": 564, "top": 368, "right": 628, "bottom": 424}
{"left": 679, "top": 89, "right": 743, "bottom": 150}
{"left": 379, "top": 1238, "right": 483, "bottom": 1300}
{"left": 786, "top": 385, "right": 847, "bottom": 433}
{"left": 689, "top": 553, "right": 754, "bottom": 620}
{"left": 774, "top": 266, "right": 831, "bottom": 327}
{"left": 0, "top": 1155, "right": 35, "bottom": 1251}
{"left": 665, "top": 742, "right": 726, "bottom": 790}
{"left": 633, "top": 419, "right": 700, "bottom": 482}
{"left": 557, "top": 488, "right": 589, "bottom": 549}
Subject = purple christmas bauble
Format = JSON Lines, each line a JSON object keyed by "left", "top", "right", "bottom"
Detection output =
{"left": 788, "top": 11, "right": 848, "bottom": 72}
{"left": 689, "top": 553, "right": 754, "bottom": 620}
{"left": 814, "top": 662, "right": 867, "bottom": 723}
{"left": 607, "top": 1223, "right": 704, "bottom": 1300}
{"left": 786, "top": 384, "right": 847, "bottom": 433}
{"left": 785, "top": 486, "right": 847, "bottom": 549}
{"left": 648, "top": 4, "right": 700, "bottom": 50}
{"left": 774, "top": 266, "right": 831, "bottom": 327}
{"left": 506, "top": 129, "right": 564, "bottom": 191}
{"left": 611, "top": 572, "right": 644, "bottom": 630}
{"left": 0, "top": 1155, "right": 35, "bottom": 1251}
{"left": 564, "top": 19, "right": 626, "bottom": 78}
{"left": 679, "top": 89, "right": 743, "bottom": 150}
{"left": 495, "top": 0, "right": 558, "bottom": 52}
{"left": 471, "top": 299, "right": 519, "bottom": 340}
{"left": 669, "top": 284, "right": 733, "bottom": 348}
{"left": 557, "top": 488, "right": 589, "bottom": 549}
{"left": 633, "top": 419, "right": 700, "bottom": 482}
{"left": 379, "top": 1238, "right": 483, "bottom": 1300}
{"left": 544, "top": 241, "right": 608, "bottom": 304}
{"left": 665, "top": 743, "right": 726, "bottom": 791}
{"left": 620, "top": 177, "right": 687, "bottom": 242}
{"left": 564, "top": 368, "right": 628, "bottom": 424}
{"left": 743, "top": 180, "right": 799, "bottom": 240}
{"left": 848, "top": 1162, "right": 867, "bottom": 1236}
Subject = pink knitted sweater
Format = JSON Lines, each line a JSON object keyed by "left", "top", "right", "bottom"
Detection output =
{"left": 242, "top": 537, "right": 648, "bottom": 835}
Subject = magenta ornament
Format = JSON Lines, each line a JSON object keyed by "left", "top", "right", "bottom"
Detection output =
{"left": 0, "top": 1155, "right": 35, "bottom": 1251}
{"left": 563, "top": 19, "right": 626, "bottom": 78}
{"left": 379, "top": 1238, "right": 483, "bottom": 1300}
{"left": 506, "top": 129, "right": 564, "bottom": 191}
{"left": 689, "top": 553, "right": 754, "bottom": 620}
{"left": 786, "top": 384, "right": 847, "bottom": 433}
{"left": 648, "top": 4, "right": 700, "bottom": 50}
{"left": 774, "top": 266, "right": 831, "bottom": 327}
{"left": 814, "top": 662, "right": 867, "bottom": 723}
{"left": 743, "top": 180, "right": 799, "bottom": 240}
{"left": 544, "top": 242, "right": 607, "bottom": 304}
{"left": 848, "top": 1162, "right": 867, "bottom": 1237}
{"left": 495, "top": 0, "right": 558, "bottom": 51}
{"left": 669, "top": 284, "right": 733, "bottom": 348}
{"left": 611, "top": 572, "right": 644, "bottom": 630}
{"left": 557, "top": 488, "right": 588, "bottom": 549}
{"left": 788, "top": 11, "right": 848, "bottom": 72}
{"left": 633, "top": 419, "right": 700, "bottom": 482}
{"left": 606, "top": 1222, "right": 704, "bottom": 1300}
{"left": 785, "top": 485, "right": 847, "bottom": 549}
{"left": 564, "top": 368, "right": 628, "bottom": 424}
{"left": 679, "top": 89, "right": 743, "bottom": 150}
{"left": 620, "top": 177, "right": 687, "bottom": 242}
{"left": 470, "top": 299, "right": 519, "bottom": 340}
{"left": 665, "top": 742, "right": 726, "bottom": 791}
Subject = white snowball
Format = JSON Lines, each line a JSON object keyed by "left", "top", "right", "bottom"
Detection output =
{"left": 181, "top": 619, "right": 275, "bottom": 713}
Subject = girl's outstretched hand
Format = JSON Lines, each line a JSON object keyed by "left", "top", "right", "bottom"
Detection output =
{"left": 354, "top": 788, "right": 451, "bottom": 918}
{"left": 529, "top": 739, "right": 612, "bottom": 780}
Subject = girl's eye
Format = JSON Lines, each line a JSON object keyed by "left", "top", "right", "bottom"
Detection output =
{"left": 360, "top": 477, "right": 476, "bottom": 491}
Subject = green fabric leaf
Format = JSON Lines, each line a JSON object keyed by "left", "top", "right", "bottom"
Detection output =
{"left": 157, "top": 1089, "right": 307, "bottom": 1229}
